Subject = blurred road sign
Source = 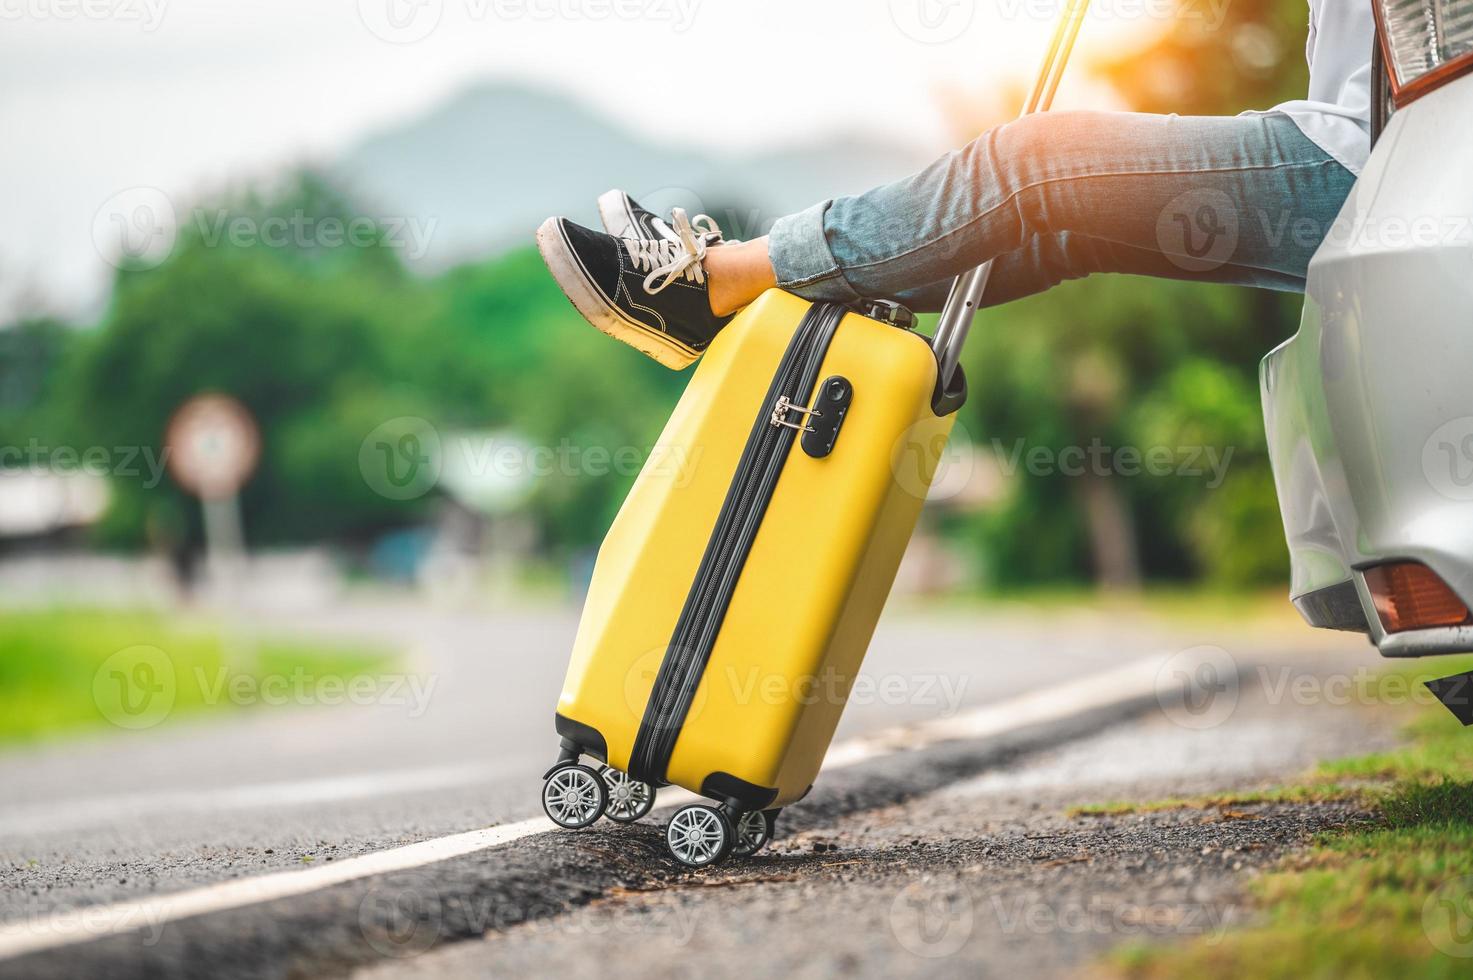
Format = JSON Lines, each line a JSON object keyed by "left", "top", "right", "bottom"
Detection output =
{"left": 166, "top": 395, "right": 260, "bottom": 500}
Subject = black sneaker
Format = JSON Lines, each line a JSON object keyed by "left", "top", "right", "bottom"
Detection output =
{"left": 596, "top": 189, "right": 727, "bottom": 246}
{"left": 536, "top": 211, "right": 732, "bottom": 370}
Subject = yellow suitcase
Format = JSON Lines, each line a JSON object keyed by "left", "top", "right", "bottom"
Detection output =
{"left": 539, "top": 0, "right": 1088, "bottom": 866}
{"left": 541, "top": 290, "right": 964, "bottom": 865}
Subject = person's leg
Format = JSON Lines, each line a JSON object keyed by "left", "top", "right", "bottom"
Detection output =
{"left": 537, "top": 110, "right": 1354, "bottom": 368}
{"left": 705, "top": 238, "right": 777, "bottom": 317}
{"left": 709, "top": 110, "right": 1356, "bottom": 315}
{"left": 890, "top": 228, "right": 1311, "bottom": 313}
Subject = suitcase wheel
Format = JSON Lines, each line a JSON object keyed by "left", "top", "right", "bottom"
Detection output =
{"left": 598, "top": 765, "right": 656, "bottom": 823}
{"left": 665, "top": 804, "right": 736, "bottom": 868}
{"left": 541, "top": 763, "right": 608, "bottom": 829}
{"left": 731, "top": 809, "right": 776, "bottom": 857}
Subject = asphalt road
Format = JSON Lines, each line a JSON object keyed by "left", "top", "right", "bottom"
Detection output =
{"left": 0, "top": 597, "right": 1387, "bottom": 977}
{"left": 359, "top": 681, "right": 1396, "bottom": 980}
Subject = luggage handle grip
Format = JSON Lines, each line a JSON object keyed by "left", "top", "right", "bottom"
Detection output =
{"left": 931, "top": 0, "right": 1092, "bottom": 387}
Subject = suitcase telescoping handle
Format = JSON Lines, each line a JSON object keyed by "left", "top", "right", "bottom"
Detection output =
{"left": 931, "top": 0, "right": 1093, "bottom": 388}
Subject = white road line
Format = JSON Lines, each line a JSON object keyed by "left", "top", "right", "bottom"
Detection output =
{"left": 0, "top": 652, "right": 1168, "bottom": 962}
{"left": 0, "top": 763, "right": 502, "bottom": 838}
{"left": 822, "top": 652, "right": 1170, "bottom": 769}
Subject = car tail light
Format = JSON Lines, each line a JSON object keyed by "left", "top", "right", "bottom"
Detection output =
{"left": 1363, "top": 561, "right": 1471, "bottom": 632}
{"left": 1376, "top": 0, "right": 1473, "bottom": 105}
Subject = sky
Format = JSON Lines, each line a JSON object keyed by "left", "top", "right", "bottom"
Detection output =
{"left": 1, "top": 0, "right": 1168, "bottom": 321}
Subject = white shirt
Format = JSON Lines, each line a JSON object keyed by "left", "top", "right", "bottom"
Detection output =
{"left": 1246, "top": 0, "right": 1376, "bottom": 174}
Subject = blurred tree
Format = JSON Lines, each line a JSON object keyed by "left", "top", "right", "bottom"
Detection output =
{"left": 67, "top": 175, "right": 433, "bottom": 550}
{"left": 13, "top": 0, "right": 1326, "bottom": 591}
{"left": 51, "top": 174, "right": 686, "bottom": 560}
{"left": 957, "top": 273, "right": 1294, "bottom": 588}
{"left": 0, "top": 318, "right": 73, "bottom": 449}
{"left": 943, "top": 0, "right": 1317, "bottom": 589}
{"left": 1098, "top": 0, "right": 1312, "bottom": 116}
{"left": 418, "top": 248, "right": 685, "bottom": 551}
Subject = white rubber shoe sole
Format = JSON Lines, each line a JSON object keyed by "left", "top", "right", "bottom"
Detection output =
{"left": 535, "top": 216, "right": 699, "bottom": 371}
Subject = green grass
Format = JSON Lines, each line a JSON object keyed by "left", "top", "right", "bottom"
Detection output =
{"left": 0, "top": 608, "right": 396, "bottom": 744}
{"left": 1105, "top": 656, "right": 1473, "bottom": 979}
{"left": 1070, "top": 782, "right": 1369, "bottom": 818}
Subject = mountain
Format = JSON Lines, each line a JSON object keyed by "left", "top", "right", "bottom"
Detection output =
{"left": 330, "top": 83, "right": 937, "bottom": 269}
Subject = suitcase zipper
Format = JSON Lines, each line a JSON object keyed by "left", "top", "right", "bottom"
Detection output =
{"left": 628, "top": 302, "right": 848, "bottom": 785}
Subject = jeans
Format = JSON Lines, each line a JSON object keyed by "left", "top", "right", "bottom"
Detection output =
{"left": 767, "top": 111, "right": 1358, "bottom": 312}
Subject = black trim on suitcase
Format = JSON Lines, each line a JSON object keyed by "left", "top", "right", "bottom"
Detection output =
{"left": 627, "top": 302, "right": 849, "bottom": 785}
{"left": 554, "top": 712, "right": 609, "bottom": 763}
{"left": 700, "top": 772, "right": 780, "bottom": 811}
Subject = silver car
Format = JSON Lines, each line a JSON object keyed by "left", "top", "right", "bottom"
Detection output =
{"left": 1262, "top": 0, "right": 1473, "bottom": 661}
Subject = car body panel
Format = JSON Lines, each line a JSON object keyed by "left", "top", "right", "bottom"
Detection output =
{"left": 1261, "top": 73, "right": 1473, "bottom": 656}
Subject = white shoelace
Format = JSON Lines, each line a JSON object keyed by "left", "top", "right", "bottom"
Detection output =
{"left": 626, "top": 208, "right": 714, "bottom": 295}
{"left": 650, "top": 211, "right": 725, "bottom": 246}
{"left": 688, "top": 212, "right": 724, "bottom": 240}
